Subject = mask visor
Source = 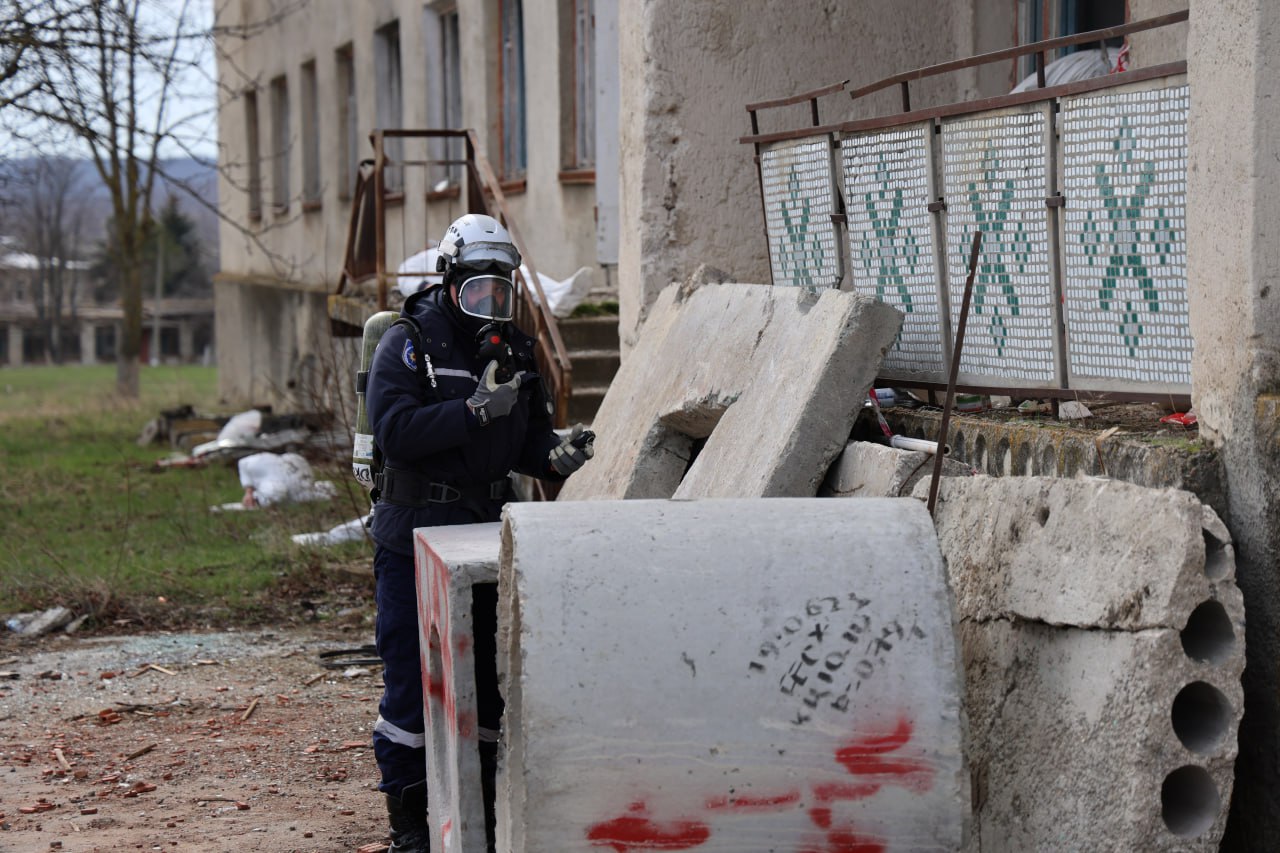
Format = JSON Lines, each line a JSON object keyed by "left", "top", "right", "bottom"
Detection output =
{"left": 456, "top": 274, "right": 515, "bottom": 322}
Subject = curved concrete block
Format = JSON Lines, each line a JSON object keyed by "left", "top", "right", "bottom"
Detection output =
{"left": 925, "top": 477, "right": 1244, "bottom": 850}
{"left": 414, "top": 522, "right": 503, "bottom": 853}
{"left": 498, "top": 498, "right": 967, "bottom": 853}
{"left": 558, "top": 282, "right": 902, "bottom": 500}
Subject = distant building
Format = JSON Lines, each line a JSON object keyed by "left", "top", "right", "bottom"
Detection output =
{"left": 0, "top": 239, "right": 213, "bottom": 367}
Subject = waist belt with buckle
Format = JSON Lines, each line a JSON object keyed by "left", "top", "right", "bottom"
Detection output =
{"left": 376, "top": 467, "right": 508, "bottom": 507}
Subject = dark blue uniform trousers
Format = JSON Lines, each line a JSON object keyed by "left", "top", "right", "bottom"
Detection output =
{"left": 373, "top": 544, "right": 426, "bottom": 801}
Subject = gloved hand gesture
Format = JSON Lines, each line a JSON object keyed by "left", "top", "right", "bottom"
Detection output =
{"left": 549, "top": 424, "right": 595, "bottom": 476}
{"left": 467, "top": 360, "right": 524, "bottom": 426}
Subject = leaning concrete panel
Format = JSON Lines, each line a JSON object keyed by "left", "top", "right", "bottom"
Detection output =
{"left": 923, "top": 477, "right": 1244, "bottom": 851}
{"left": 413, "top": 523, "right": 502, "bottom": 853}
{"left": 498, "top": 499, "right": 967, "bottom": 853}
{"left": 557, "top": 281, "right": 902, "bottom": 500}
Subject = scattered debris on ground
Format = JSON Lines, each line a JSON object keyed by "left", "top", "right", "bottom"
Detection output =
{"left": 0, "top": 626, "right": 391, "bottom": 852}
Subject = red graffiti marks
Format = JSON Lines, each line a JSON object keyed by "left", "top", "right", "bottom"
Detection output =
{"left": 586, "top": 801, "right": 711, "bottom": 852}
{"left": 834, "top": 717, "right": 934, "bottom": 794}
{"left": 705, "top": 790, "right": 802, "bottom": 813}
{"left": 585, "top": 715, "right": 932, "bottom": 852}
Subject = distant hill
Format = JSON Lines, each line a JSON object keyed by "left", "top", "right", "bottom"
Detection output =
{"left": 0, "top": 157, "right": 219, "bottom": 259}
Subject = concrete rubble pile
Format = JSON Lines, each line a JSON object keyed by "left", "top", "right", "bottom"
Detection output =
{"left": 408, "top": 270, "right": 1244, "bottom": 852}
{"left": 558, "top": 274, "right": 902, "bottom": 500}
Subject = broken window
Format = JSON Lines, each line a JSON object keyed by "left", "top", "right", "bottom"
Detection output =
{"left": 500, "top": 0, "right": 527, "bottom": 180}
{"left": 335, "top": 43, "right": 357, "bottom": 201}
{"left": 1015, "top": 0, "right": 1127, "bottom": 84}
{"left": 244, "top": 89, "right": 262, "bottom": 221}
{"left": 375, "top": 20, "right": 404, "bottom": 193}
{"left": 300, "top": 59, "right": 321, "bottom": 208}
{"left": 269, "top": 75, "right": 291, "bottom": 213}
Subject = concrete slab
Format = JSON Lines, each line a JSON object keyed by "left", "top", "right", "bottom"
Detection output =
{"left": 497, "top": 498, "right": 968, "bottom": 853}
{"left": 557, "top": 280, "right": 902, "bottom": 500}
{"left": 413, "top": 522, "right": 503, "bottom": 853}
{"left": 821, "top": 440, "right": 975, "bottom": 498}
{"left": 920, "top": 477, "right": 1244, "bottom": 851}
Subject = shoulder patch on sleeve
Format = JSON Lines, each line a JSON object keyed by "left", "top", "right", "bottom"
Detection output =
{"left": 401, "top": 338, "right": 417, "bottom": 371}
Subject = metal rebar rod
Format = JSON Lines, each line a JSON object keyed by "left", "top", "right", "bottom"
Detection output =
{"left": 928, "top": 230, "right": 983, "bottom": 517}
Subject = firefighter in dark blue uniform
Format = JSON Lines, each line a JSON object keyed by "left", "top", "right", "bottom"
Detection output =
{"left": 364, "top": 214, "right": 594, "bottom": 852}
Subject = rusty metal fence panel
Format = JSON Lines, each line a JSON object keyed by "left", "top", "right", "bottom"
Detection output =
{"left": 760, "top": 137, "right": 842, "bottom": 288}
{"left": 1060, "top": 82, "right": 1192, "bottom": 391}
{"left": 841, "top": 122, "right": 947, "bottom": 376}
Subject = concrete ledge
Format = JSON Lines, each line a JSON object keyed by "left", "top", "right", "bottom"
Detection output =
{"left": 413, "top": 523, "right": 503, "bottom": 853}
{"left": 880, "top": 407, "right": 1226, "bottom": 520}
{"left": 922, "top": 477, "right": 1244, "bottom": 851}
{"left": 498, "top": 498, "right": 967, "bottom": 852}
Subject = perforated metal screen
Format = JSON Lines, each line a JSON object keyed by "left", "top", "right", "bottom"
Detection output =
{"left": 1060, "top": 84, "right": 1191, "bottom": 388}
{"left": 941, "top": 106, "right": 1057, "bottom": 385}
{"left": 842, "top": 123, "right": 945, "bottom": 376}
{"left": 760, "top": 138, "right": 841, "bottom": 288}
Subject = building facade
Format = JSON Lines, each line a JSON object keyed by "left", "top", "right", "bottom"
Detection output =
{"left": 214, "top": 0, "right": 619, "bottom": 410}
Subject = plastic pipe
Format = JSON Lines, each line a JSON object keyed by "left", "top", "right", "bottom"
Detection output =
{"left": 890, "top": 435, "right": 949, "bottom": 456}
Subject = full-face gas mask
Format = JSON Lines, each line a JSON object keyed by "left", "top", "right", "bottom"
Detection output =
{"left": 436, "top": 214, "right": 522, "bottom": 331}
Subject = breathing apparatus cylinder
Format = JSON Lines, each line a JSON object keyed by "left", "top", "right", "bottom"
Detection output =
{"left": 353, "top": 310, "right": 399, "bottom": 490}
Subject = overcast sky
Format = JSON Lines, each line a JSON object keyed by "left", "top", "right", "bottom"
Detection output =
{"left": 3, "top": 0, "right": 219, "bottom": 163}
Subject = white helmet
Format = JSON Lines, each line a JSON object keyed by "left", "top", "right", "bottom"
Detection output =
{"left": 436, "top": 214, "right": 521, "bottom": 323}
{"left": 436, "top": 214, "right": 521, "bottom": 278}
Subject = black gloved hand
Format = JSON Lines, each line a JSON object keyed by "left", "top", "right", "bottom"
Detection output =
{"left": 467, "top": 361, "right": 525, "bottom": 426}
{"left": 549, "top": 424, "right": 595, "bottom": 475}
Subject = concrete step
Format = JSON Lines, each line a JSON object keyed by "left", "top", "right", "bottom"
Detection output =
{"left": 568, "top": 348, "right": 620, "bottom": 387}
{"left": 567, "top": 384, "right": 609, "bottom": 425}
{"left": 556, "top": 315, "right": 619, "bottom": 351}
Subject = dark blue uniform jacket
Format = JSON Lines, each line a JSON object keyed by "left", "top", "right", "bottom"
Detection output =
{"left": 365, "top": 286, "right": 563, "bottom": 555}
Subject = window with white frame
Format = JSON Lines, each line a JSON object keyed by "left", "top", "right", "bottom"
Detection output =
{"left": 269, "top": 75, "right": 290, "bottom": 212}
{"left": 335, "top": 44, "right": 357, "bottom": 201}
{"left": 500, "top": 0, "right": 527, "bottom": 179}
{"left": 375, "top": 20, "right": 404, "bottom": 192}
{"left": 244, "top": 89, "right": 262, "bottom": 219}
{"left": 300, "top": 60, "right": 321, "bottom": 206}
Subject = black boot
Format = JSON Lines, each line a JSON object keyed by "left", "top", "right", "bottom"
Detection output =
{"left": 386, "top": 782, "right": 431, "bottom": 853}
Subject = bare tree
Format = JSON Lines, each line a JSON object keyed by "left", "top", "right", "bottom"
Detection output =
{"left": 3, "top": 0, "right": 212, "bottom": 396}
{"left": 14, "top": 155, "right": 88, "bottom": 362}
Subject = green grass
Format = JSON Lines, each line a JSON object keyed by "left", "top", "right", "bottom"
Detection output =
{"left": 0, "top": 365, "right": 373, "bottom": 628}
{"left": 569, "top": 299, "right": 620, "bottom": 318}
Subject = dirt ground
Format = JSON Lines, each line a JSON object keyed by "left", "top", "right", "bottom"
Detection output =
{"left": 0, "top": 623, "right": 396, "bottom": 853}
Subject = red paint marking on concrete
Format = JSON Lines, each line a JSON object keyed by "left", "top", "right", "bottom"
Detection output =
{"left": 798, "top": 828, "right": 887, "bottom": 853}
{"left": 834, "top": 716, "right": 934, "bottom": 793}
{"left": 455, "top": 709, "right": 476, "bottom": 740}
{"left": 455, "top": 632, "right": 472, "bottom": 655}
{"left": 586, "top": 802, "right": 711, "bottom": 852}
{"left": 704, "top": 790, "right": 802, "bottom": 813}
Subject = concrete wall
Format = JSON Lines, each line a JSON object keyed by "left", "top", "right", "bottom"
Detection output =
{"left": 214, "top": 0, "right": 614, "bottom": 409}
{"left": 615, "top": 0, "right": 1009, "bottom": 351}
{"left": 1186, "top": 0, "right": 1280, "bottom": 845}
